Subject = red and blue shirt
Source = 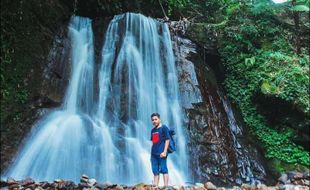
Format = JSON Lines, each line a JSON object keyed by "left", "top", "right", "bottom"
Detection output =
{"left": 150, "top": 124, "right": 170, "bottom": 155}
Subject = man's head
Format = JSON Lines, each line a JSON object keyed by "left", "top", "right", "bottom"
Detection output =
{"left": 151, "top": 113, "right": 161, "bottom": 127}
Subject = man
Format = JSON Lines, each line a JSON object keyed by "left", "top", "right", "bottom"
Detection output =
{"left": 150, "top": 113, "right": 170, "bottom": 186}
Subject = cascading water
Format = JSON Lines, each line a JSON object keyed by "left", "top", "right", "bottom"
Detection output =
{"left": 170, "top": 31, "right": 267, "bottom": 185}
{"left": 2, "top": 13, "right": 190, "bottom": 185}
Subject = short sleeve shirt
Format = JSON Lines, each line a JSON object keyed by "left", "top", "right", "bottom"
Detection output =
{"left": 150, "top": 125, "right": 170, "bottom": 155}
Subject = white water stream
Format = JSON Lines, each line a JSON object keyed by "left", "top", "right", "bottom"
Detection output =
{"left": 3, "top": 13, "right": 190, "bottom": 185}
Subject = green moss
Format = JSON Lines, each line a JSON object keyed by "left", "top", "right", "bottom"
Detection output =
{"left": 218, "top": 1, "right": 310, "bottom": 169}
{"left": 183, "top": 0, "right": 309, "bottom": 170}
{"left": 0, "top": 0, "right": 72, "bottom": 171}
{"left": 1, "top": 0, "right": 71, "bottom": 124}
{"left": 271, "top": 159, "right": 309, "bottom": 173}
{"left": 261, "top": 81, "right": 278, "bottom": 95}
{"left": 186, "top": 23, "right": 210, "bottom": 44}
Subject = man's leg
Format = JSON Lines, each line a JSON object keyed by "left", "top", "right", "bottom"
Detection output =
{"left": 163, "top": 174, "right": 169, "bottom": 186}
{"left": 154, "top": 175, "right": 159, "bottom": 186}
{"left": 151, "top": 155, "right": 160, "bottom": 186}
{"left": 159, "top": 157, "right": 169, "bottom": 186}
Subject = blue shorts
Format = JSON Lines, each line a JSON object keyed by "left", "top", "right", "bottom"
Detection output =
{"left": 151, "top": 154, "right": 168, "bottom": 175}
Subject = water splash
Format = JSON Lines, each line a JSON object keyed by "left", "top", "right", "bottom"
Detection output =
{"left": 3, "top": 13, "right": 190, "bottom": 185}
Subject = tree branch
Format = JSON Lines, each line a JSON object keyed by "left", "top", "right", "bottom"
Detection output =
{"left": 157, "top": 0, "right": 168, "bottom": 20}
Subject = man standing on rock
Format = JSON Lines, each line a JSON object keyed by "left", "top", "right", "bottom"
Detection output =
{"left": 150, "top": 113, "right": 170, "bottom": 186}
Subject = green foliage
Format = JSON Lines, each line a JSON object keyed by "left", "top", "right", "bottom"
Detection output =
{"left": 226, "top": 2, "right": 241, "bottom": 16}
{"left": 96, "top": 0, "right": 123, "bottom": 15}
{"left": 217, "top": 0, "right": 310, "bottom": 170}
{"left": 181, "top": 0, "right": 309, "bottom": 171}
{"left": 0, "top": 0, "right": 308, "bottom": 173}
{"left": 290, "top": 0, "right": 310, "bottom": 12}
{"left": 178, "top": 0, "right": 234, "bottom": 22}
{"left": 292, "top": 5, "right": 310, "bottom": 11}
{"left": 0, "top": 1, "right": 36, "bottom": 126}
{"left": 272, "top": 158, "right": 309, "bottom": 173}
{"left": 165, "top": 0, "right": 188, "bottom": 16}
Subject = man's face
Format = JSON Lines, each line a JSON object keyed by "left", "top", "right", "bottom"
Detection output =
{"left": 151, "top": 116, "right": 161, "bottom": 127}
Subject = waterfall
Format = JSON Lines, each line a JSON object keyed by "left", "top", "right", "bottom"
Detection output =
{"left": 2, "top": 13, "right": 190, "bottom": 185}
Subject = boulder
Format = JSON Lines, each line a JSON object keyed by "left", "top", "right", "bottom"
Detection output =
{"left": 292, "top": 172, "right": 304, "bottom": 181}
{"left": 0, "top": 180, "right": 8, "bottom": 188}
{"left": 278, "top": 174, "right": 288, "bottom": 184}
{"left": 266, "top": 186, "right": 279, "bottom": 190}
{"left": 40, "top": 181, "right": 51, "bottom": 188}
{"left": 204, "top": 182, "right": 216, "bottom": 190}
{"left": 256, "top": 184, "right": 268, "bottom": 190}
{"left": 88, "top": 178, "right": 97, "bottom": 186}
{"left": 240, "top": 184, "right": 256, "bottom": 190}
{"left": 8, "top": 183, "right": 20, "bottom": 189}
{"left": 195, "top": 183, "right": 204, "bottom": 187}
{"left": 232, "top": 186, "right": 242, "bottom": 190}
{"left": 95, "top": 183, "right": 109, "bottom": 190}
{"left": 79, "top": 182, "right": 90, "bottom": 189}
{"left": 81, "top": 174, "right": 89, "bottom": 183}
{"left": 21, "top": 177, "right": 35, "bottom": 186}
{"left": 172, "top": 185, "right": 184, "bottom": 190}
{"left": 133, "top": 183, "right": 147, "bottom": 190}
{"left": 281, "top": 184, "right": 308, "bottom": 190}
{"left": 7, "top": 177, "right": 16, "bottom": 184}
{"left": 35, "top": 186, "right": 45, "bottom": 190}
{"left": 112, "top": 184, "right": 124, "bottom": 190}
{"left": 54, "top": 178, "right": 62, "bottom": 183}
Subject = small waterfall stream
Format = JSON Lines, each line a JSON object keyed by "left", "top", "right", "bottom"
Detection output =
{"left": 2, "top": 13, "right": 190, "bottom": 185}
{"left": 2, "top": 12, "right": 268, "bottom": 186}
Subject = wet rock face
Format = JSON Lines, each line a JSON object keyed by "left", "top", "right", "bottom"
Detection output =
{"left": 169, "top": 21, "right": 267, "bottom": 186}
{"left": 0, "top": 0, "right": 72, "bottom": 172}
{"left": 172, "top": 36, "right": 202, "bottom": 109}
{"left": 254, "top": 94, "right": 310, "bottom": 151}
{"left": 1, "top": 20, "right": 74, "bottom": 172}
{"left": 40, "top": 24, "right": 71, "bottom": 103}
{"left": 0, "top": 101, "right": 56, "bottom": 172}
{"left": 184, "top": 22, "right": 219, "bottom": 55}
{"left": 40, "top": 17, "right": 110, "bottom": 104}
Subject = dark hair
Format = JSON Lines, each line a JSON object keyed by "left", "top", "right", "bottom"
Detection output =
{"left": 151, "top": 113, "right": 160, "bottom": 118}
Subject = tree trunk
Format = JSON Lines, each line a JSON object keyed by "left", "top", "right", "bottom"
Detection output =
{"left": 157, "top": 0, "right": 168, "bottom": 20}
{"left": 292, "top": 0, "right": 301, "bottom": 54}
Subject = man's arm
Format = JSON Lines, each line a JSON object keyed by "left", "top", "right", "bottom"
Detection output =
{"left": 160, "top": 139, "right": 169, "bottom": 158}
{"left": 150, "top": 128, "right": 154, "bottom": 141}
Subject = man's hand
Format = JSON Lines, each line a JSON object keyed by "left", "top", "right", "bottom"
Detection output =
{"left": 161, "top": 139, "right": 169, "bottom": 158}
{"left": 160, "top": 151, "right": 167, "bottom": 158}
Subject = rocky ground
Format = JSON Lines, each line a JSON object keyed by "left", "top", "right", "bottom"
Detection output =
{"left": 1, "top": 171, "right": 309, "bottom": 190}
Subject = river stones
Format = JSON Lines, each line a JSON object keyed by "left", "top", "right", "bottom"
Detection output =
{"left": 256, "top": 184, "right": 268, "bottom": 190}
{"left": 278, "top": 174, "right": 288, "bottom": 184}
{"left": 204, "top": 182, "right": 216, "bottom": 190}
{"left": 0, "top": 171, "right": 309, "bottom": 190}
{"left": 81, "top": 174, "right": 89, "bottom": 183}
{"left": 240, "top": 184, "right": 256, "bottom": 190}
{"left": 133, "top": 183, "right": 147, "bottom": 190}
{"left": 88, "top": 178, "right": 97, "bottom": 186}
{"left": 7, "top": 177, "right": 20, "bottom": 190}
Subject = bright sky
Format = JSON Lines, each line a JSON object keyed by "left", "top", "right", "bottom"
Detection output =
{"left": 272, "top": 0, "right": 288, "bottom": 3}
